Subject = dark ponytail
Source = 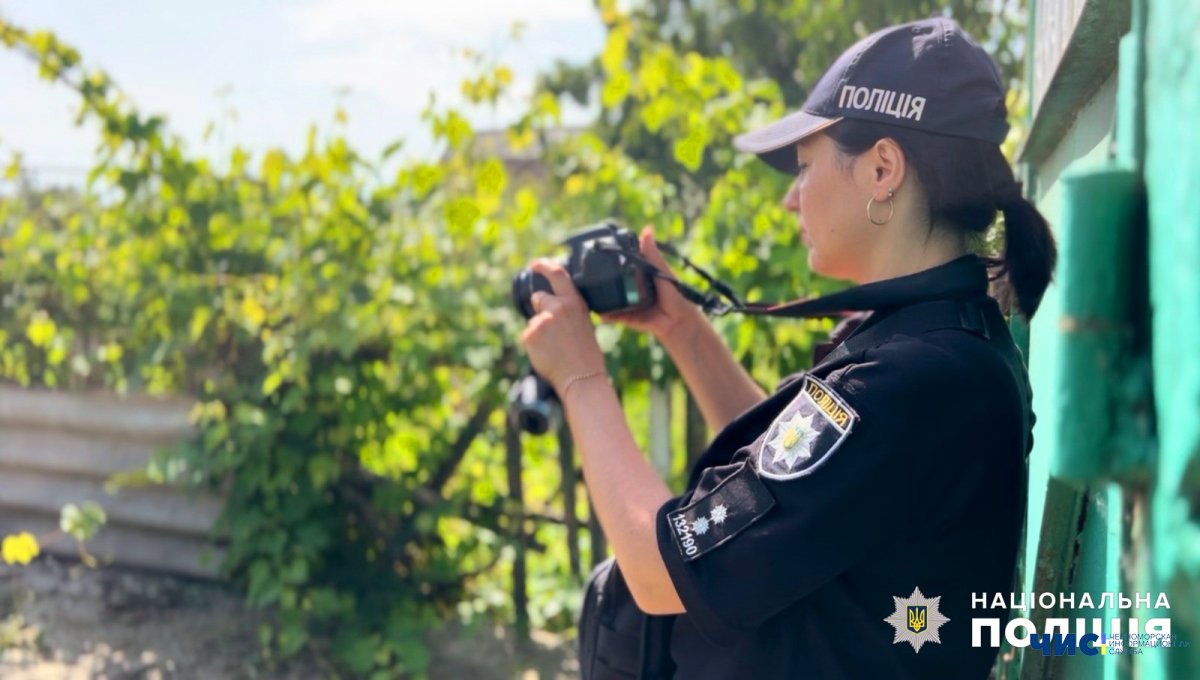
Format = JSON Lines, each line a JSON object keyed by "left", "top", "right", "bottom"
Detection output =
{"left": 994, "top": 193, "right": 1057, "bottom": 319}
{"left": 826, "top": 120, "right": 1058, "bottom": 320}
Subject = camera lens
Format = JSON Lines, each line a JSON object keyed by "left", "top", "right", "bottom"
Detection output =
{"left": 516, "top": 404, "right": 553, "bottom": 435}
{"left": 511, "top": 268, "right": 553, "bottom": 319}
{"left": 507, "top": 372, "right": 561, "bottom": 435}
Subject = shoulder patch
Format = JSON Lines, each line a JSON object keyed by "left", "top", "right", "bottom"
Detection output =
{"left": 666, "top": 462, "right": 775, "bottom": 562}
{"left": 754, "top": 375, "right": 859, "bottom": 481}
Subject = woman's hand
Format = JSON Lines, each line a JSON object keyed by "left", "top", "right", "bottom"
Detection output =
{"left": 519, "top": 258, "right": 608, "bottom": 392}
{"left": 599, "top": 225, "right": 706, "bottom": 345}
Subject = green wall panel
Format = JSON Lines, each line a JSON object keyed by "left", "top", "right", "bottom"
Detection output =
{"left": 1145, "top": 0, "right": 1200, "bottom": 675}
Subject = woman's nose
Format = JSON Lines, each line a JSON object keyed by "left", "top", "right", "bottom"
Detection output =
{"left": 782, "top": 178, "right": 801, "bottom": 212}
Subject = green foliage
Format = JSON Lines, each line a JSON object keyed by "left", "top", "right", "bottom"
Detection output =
{"left": 1, "top": 19, "right": 551, "bottom": 676}
{"left": 0, "top": 2, "right": 1024, "bottom": 676}
{"left": 60, "top": 501, "right": 106, "bottom": 542}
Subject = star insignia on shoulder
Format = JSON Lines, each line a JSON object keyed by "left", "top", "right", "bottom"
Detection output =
{"left": 883, "top": 586, "right": 951, "bottom": 653}
{"left": 710, "top": 504, "right": 728, "bottom": 525}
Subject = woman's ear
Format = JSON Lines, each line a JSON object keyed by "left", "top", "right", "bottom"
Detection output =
{"left": 869, "top": 137, "right": 907, "bottom": 199}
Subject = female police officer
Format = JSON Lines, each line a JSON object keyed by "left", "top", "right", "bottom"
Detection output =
{"left": 520, "top": 17, "right": 1055, "bottom": 679}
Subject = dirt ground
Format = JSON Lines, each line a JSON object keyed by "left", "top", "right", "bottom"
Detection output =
{"left": 0, "top": 557, "right": 578, "bottom": 679}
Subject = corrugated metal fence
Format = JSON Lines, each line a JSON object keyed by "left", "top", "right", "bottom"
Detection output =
{"left": 0, "top": 386, "right": 224, "bottom": 578}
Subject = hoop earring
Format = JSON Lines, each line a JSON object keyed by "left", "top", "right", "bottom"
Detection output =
{"left": 867, "top": 188, "right": 895, "bottom": 225}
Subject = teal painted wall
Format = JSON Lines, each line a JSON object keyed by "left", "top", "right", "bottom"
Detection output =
{"left": 1020, "top": 0, "right": 1200, "bottom": 678}
{"left": 1024, "top": 74, "right": 1126, "bottom": 680}
{"left": 1145, "top": 0, "right": 1200, "bottom": 676}
{"left": 1024, "top": 76, "right": 1118, "bottom": 601}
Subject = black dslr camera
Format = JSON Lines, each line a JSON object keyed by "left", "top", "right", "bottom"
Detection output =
{"left": 508, "top": 222, "right": 658, "bottom": 434}
{"left": 511, "top": 222, "right": 658, "bottom": 320}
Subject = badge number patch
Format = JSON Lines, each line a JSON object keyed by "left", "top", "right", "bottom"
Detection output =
{"left": 756, "top": 375, "right": 858, "bottom": 480}
{"left": 666, "top": 462, "right": 776, "bottom": 562}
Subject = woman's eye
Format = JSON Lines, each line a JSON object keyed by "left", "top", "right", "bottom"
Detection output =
{"left": 796, "top": 163, "right": 809, "bottom": 176}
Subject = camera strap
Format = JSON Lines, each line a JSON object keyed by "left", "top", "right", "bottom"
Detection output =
{"left": 643, "top": 241, "right": 986, "bottom": 320}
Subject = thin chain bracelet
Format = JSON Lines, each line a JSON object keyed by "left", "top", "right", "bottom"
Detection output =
{"left": 559, "top": 370, "right": 608, "bottom": 398}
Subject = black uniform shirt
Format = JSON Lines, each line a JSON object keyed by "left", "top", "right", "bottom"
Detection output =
{"left": 654, "top": 255, "right": 1031, "bottom": 679}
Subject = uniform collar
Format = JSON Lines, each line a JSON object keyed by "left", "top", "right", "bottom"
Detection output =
{"left": 755, "top": 254, "right": 989, "bottom": 319}
{"left": 810, "top": 255, "right": 989, "bottom": 363}
{"left": 827, "top": 254, "right": 989, "bottom": 313}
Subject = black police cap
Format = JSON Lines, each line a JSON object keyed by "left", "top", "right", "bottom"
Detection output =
{"left": 734, "top": 17, "right": 1010, "bottom": 174}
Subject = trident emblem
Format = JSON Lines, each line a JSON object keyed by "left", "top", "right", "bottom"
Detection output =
{"left": 907, "top": 606, "right": 927, "bottom": 633}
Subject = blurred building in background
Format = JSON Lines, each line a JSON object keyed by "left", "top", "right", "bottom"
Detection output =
{"left": 446, "top": 125, "right": 585, "bottom": 188}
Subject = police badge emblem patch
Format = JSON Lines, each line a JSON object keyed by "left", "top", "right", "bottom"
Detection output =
{"left": 755, "top": 375, "right": 858, "bottom": 480}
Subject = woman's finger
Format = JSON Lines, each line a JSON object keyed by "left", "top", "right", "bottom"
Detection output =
{"left": 640, "top": 226, "right": 672, "bottom": 272}
{"left": 531, "top": 291, "right": 564, "bottom": 315}
{"left": 529, "top": 259, "right": 581, "bottom": 302}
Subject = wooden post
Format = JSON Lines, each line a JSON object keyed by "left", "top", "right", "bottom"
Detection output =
{"left": 556, "top": 419, "right": 582, "bottom": 580}
{"left": 505, "top": 416, "right": 529, "bottom": 649}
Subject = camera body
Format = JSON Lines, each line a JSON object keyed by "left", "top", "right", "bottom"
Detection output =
{"left": 508, "top": 222, "right": 657, "bottom": 435}
{"left": 511, "top": 222, "right": 658, "bottom": 320}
